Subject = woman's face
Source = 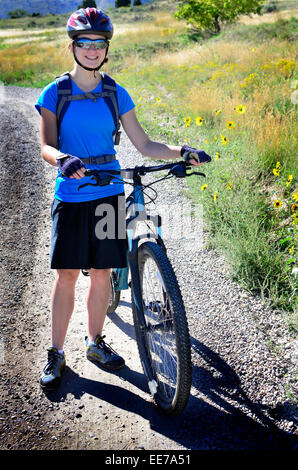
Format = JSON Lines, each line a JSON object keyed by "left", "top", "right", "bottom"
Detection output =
{"left": 70, "top": 33, "right": 107, "bottom": 69}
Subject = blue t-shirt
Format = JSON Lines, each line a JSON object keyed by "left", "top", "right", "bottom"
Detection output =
{"left": 35, "top": 77, "right": 135, "bottom": 202}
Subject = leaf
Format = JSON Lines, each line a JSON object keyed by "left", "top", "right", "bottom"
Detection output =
{"left": 279, "top": 236, "right": 292, "bottom": 245}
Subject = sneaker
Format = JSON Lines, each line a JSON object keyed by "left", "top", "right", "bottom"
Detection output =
{"left": 85, "top": 335, "right": 125, "bottom": 370}
{"left": 40, "top": 347, "right": 66, "bottom": 391}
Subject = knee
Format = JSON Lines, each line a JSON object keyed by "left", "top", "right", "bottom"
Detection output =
{"left": 56, "top": 269, "right": 80, "bottom": 287}
{"left": 89, "top": 268, "right": 111, "bottom": 283}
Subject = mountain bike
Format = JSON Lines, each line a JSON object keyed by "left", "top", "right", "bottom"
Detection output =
{"left": 79, "top": 161, "right": 205, "bottom": 415}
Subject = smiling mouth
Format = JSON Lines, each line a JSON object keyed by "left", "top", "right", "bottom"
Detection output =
{"left": 85, "top": 56, "right": 99, "bottom": 61}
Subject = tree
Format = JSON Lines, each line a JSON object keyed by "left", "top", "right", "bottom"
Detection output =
{"left": 115, "top": 0, "right": 131, "bottom": 7}
{"left": 7, "top": 9, "right": 30, "bottom": 19}
{"left": 133, "top": 0, "right": 143, "bottom": 5}
{"left": 78, "top": 0, "right": 97, "bottom": 8}
{"left": 174, "top": 0, "right": 265, "bottom": 34}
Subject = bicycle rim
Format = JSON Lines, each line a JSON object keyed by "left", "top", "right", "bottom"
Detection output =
{"left": 133, "top": 241, "right": 192, "bottom": 415}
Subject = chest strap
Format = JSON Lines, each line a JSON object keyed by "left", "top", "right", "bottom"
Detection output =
{"left": 80, "top": 155, "right": 116, "bottom": 164}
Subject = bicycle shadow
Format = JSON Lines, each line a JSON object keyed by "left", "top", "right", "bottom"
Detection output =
{"left": 187, "top": 338, "right": 297, "bottom": 449}
{"left": 45, "top": 317, "right": 297, "bottom": 450}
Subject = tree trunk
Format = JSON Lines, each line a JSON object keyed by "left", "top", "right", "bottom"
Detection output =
{"left": 213, "top": 15, "right": 221, "bottom": 34}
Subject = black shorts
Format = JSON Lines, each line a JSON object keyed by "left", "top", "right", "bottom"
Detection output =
{"left": 50, "top": 193, "right": 128, "bottom": 270}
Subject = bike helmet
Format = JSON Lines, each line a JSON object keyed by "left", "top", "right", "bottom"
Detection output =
{"left": 67, "top": 8, "right": 114, "bottom": 40}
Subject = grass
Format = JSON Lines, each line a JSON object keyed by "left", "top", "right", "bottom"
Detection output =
{"left": 0, "top": 1, "right": 297, "bottom": 320}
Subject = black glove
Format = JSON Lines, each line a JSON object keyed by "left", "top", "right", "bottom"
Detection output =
{"left": 180, "top": 145, "right": 212, "bottom": 164}
{"left": 56, "top": 154, "right": 85, "bottom": 177}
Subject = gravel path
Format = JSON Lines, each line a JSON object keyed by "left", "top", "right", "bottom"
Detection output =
{"left": 0, "top": 86, "right": 297, "bottom": 451}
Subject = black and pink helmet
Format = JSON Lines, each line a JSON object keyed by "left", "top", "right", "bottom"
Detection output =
{"left": 66, "top": 8, "right": 114, "bottom": 40}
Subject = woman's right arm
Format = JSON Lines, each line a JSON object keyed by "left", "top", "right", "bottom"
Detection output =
{"left": 40, "top": 107, "right": 61, "bottom": 167}
{"left": 40, "top": 107, "right": 86, "bottom": 179}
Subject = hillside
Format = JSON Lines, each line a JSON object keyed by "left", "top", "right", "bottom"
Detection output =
{"left": 0, "top": 0, "right": 121, "bottom": 19}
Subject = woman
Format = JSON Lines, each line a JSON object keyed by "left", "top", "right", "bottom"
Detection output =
{"left": 35, "top": 8, "right": 211, "bottom": 392}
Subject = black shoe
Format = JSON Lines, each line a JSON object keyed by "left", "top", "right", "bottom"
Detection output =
{"left": 40, "top": 347, "right": 66, "bottom": 392}
{"left": 86, "top": 335, "right": 125, "bottom": 370}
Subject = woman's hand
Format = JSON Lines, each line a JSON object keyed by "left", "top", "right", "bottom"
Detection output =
{"left": 180, "top": 145, "right": 212, "bottom": 166}
{"left": 56, "top": 154, "right": 86, "bottom": 179}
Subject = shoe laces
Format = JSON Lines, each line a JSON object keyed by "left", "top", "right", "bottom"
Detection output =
{"left": 95, "top": 335, "right": 118, "bottom": 356}
{"left": 43, "top": 348, "right": 62, "bottom": 374}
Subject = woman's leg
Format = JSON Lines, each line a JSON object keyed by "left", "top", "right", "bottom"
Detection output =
{"left": 87, "top": 268, "right": 111, "bottom": 342}
{"left": 51, "top": 269, "right": 80, "bottom": 350}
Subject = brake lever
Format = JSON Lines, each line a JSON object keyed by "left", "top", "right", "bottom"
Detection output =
{"left": 186, "top": 171, "right": 206, "bottom": 178}
{"left": 168, "top": 162, "right": 206, "bottom": 178}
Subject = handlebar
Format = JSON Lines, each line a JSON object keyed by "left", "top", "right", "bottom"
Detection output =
{"left": 78, "top": 161, "right": 206, "bottom": 190}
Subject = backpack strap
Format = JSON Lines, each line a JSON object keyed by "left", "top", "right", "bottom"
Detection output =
{"left": 55, "top": 72, "right": 72, "bottom": 131}
{"left": 55, "top": 72, "right": 121, "bottom": 145}
{"left": 100, "top": 72, "right": 121, "bottom": 145}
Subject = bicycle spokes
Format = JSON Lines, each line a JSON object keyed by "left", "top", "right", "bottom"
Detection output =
{"left": 141, "top": 259, "right": 178, "bottom": 401}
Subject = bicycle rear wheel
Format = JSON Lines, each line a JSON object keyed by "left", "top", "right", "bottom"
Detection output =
{"left": 131, "top": 241, "right": 192, "bottom": 415}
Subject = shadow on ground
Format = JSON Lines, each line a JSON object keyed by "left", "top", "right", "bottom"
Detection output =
{"left": 44, "top": 306, "right": 298, "bottom": 450}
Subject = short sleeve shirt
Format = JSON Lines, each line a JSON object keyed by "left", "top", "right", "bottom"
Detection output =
{"left": 35, "top": 77, "right": 135, "bottom": 202}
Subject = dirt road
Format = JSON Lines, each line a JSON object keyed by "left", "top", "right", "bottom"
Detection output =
{"left": 0, "top": 86, "right": 297, "bottom": 451}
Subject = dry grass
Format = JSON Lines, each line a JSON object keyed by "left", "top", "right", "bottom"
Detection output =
{"left": 239, "top": 8, "right": 298, "bottom": 25}
{"left": 0, "top": 42, "right": 72, "bottom": 77}
{"left": 113, "top": 16, "right": 184, "bottom": 46}
{"left": 0, "top": 27, "right": 65, "bottom": 38}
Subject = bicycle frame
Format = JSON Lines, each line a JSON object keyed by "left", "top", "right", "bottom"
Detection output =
{"left": 113, "top": 171, "right": 165, "bottom": 293}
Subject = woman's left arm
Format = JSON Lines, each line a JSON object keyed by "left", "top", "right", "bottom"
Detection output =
{"left": 120, "top": 109, "right": 202, "bottom": 166}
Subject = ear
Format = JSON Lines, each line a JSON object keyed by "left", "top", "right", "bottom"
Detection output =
{"left": 68, "top": 42, "right": 74, "bottom": 53}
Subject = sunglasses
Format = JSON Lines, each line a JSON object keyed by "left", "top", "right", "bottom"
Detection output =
{"left": 73, "top": 38, "right": 108, "bottom": 50}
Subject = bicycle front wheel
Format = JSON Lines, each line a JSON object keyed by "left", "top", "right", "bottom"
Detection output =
{"left": 132, "top": 241, "right": 192, "bottom": 415}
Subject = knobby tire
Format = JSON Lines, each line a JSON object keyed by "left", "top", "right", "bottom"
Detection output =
{"left": 131, "top": 241, "right": 192, "bottom": 415}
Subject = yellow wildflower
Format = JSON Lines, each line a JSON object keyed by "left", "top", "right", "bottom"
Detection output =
{"left": 201, "top": 184, "right": 208, "bottom": 191}
{"left": 205, "top": 140, "right": 209, "bottom": 144}
{"left": 214, "top": 192, "right": 218, "bottom": 202}
{"left": 273, "top": 168, "right": 280, "bottom": 176}
{"left": 195, "top": 116, "right": 203, "bottom": 126}
{"left": 286, "top": 175, "right": 293, "bottom": 187}
{"left": 184, "top": 116, "right": 191, "bottom": 124}
{"left": 214, "top": 136, "right": 218, "bottom": 142}
{"left": 291, "top": 203, "right": 297, "bottom": 213}
{"left": 292, "top": 192, "right": 298, "bottom": 202}
{"left": 227, "top": 121, "right": 235, "bottom": 129}
{"left": 214, "top": 152, "right": 220, "bottom": 161}
{"left": 236, "top": 105, "right": 246, "bottom": 114}
{"left": 227, "top": 182, "right": 233, "bottom": 190}
{"left": 289, "top": 246, "right": 294, "bottom": 254}
{"left": 221, "top": 135, "right": 228, "bottom": 145}
{"left": 156, "top": 96, "right": 161, "bottom": 103}
{"left": 216, "top": 109, "right": 222, "bottom": 115}
{"left": 274, "top": 200, "right": 282, "bottom": 208}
